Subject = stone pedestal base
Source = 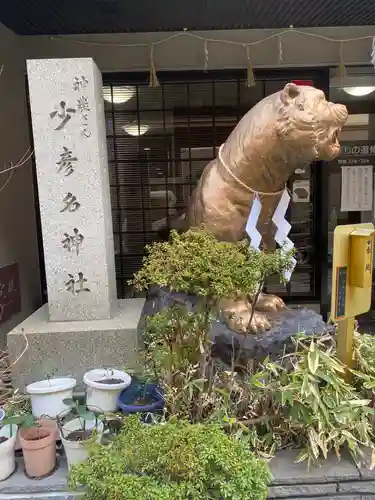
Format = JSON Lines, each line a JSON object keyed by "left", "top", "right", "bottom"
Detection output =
{"left": 7, "top": 299, "right": 144, "bottom": 392}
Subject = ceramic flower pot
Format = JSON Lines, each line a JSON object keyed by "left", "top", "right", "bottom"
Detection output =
{"left": 19, "top": 426, "right": 56, "bottom": 478}
{"left": 61, "top": 417, "right": 104, "bottom": 469}
{"left": 84, "top": 369, "right": 131, "bottom": 412}
{"left": 26, "top": 377, "right": 77, "bottom": 418}
{"left": 0, "top": 424, "right": 18, "bottom": 481}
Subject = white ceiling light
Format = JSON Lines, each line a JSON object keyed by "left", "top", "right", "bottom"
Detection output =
{"left": 123, "top": 123, "right": 149, "bottom": 136}
{"left": 103, "top": 86, "right": 135, "bottom": 104}
{"left": 342, "top": 86, "right": 375, "bottom": 97}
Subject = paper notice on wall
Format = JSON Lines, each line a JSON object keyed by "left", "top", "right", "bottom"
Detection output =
{"left": 340, "top": 165, "right": 373, "bottom": 211}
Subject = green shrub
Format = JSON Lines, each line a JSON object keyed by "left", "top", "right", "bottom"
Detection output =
{"left": 131, "top": 228, "right": 293, "bottom": 425}
{"left": 69, "top": 416, "right": 271, "bottom": 500}
{"left": 241, "top": 335, "right": 375, "bottom": 467}
{"left": 143, "top": 304, "right": 255, "bottom": 423}
{"left": 131, "top": 228, "right": 293, "bottom": 301}
{"left": 354, "top": 332, "right": 375, "bottom": 379}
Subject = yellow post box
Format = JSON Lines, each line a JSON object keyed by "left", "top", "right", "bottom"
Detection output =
{"left": 331, "top": 223, "right": 375, "bottom": 376}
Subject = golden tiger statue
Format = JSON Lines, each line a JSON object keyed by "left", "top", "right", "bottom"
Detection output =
{"left": 185, "top": 82, "right": 348, "bottom": 333}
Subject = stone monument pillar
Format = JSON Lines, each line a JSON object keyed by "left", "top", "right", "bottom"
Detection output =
{"left": 7, "top": 59, "right": 143, "bottom": 390}
{"left": 27, "top": 58, "right": 116, "bottom": 322}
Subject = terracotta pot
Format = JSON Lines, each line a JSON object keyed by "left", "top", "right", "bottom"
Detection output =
{"left": 14, "top": 419, "right": 58, "bottom": 451}
{"left": 37, "top": 419, "right": 59, "bottom": 441}
{"left": 19, "top": 427, "right": 56, "bottom": 478}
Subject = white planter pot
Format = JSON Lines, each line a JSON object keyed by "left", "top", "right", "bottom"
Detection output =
{"left": 83, "top": 369, "right": 131, "bottom": 413}
{"left": 26, "top": 377, "right": 77, "bottom": 418}
{"left": 0, "top": 424, "right": 18, "bottom": 481}
{"left": 61, "top": 417, "right": 103, "bottom": 469}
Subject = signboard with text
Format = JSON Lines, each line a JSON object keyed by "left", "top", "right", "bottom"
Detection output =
{"left": 337, "top": 141, "right": 375, "bottom": 212}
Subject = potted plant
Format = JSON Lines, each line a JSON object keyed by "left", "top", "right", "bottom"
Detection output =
{"left": 3, "top": 413, "right": 56, "bottom": 479}
{"left": 83, "top": 368, "right": 131, "bottom": 412}
{"left": 58, "top": 399, "right": 104, "bottom": 469}
{"left": 0, "top": 417, "right": 18, "bottom": 481}
{"left": 26, "top": 369, "right": 76, "bottom": 419}
{"left": 117, "top": 372, "right": 164, "bottom": 418}
{"left": 68, "top": 415, "right": 271, "bottom": 500}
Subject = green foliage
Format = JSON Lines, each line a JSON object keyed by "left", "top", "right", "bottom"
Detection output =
{"left": 2, "top": 411, "right": 39, "bottom": 438}
{"left": 141, "top": 305, "right": 375, "bottom": 469}
{"left": 240, "top": 335, "right": 375, "bottom": 467}
{"left": 131, "top": 229, "right": 293, "bottom": 300}
{"left": 126, "top": 227, "right": 375, "bottom": 478}
{"left": 58, "top": 399, "right": 102, "bottom": 439}
{"left": 143, "top": 305, "right": 248, "bottom": 423}
{"left": 69, "top": 416, "right": 271, "bottom": 500}
{"left": 2, "top": 412, "right": 36, "bottom": 428}
{"left": 354, "top": 332, "right": 375, "bottom": 380}
{"left": 61, "top": 398, "right": 97, "bottom": 421}
{"left": 144, "top": 305, "right": 209, "bottom": 373}
{"left": 133, "top": 229, "right": 293, "bottom": 423}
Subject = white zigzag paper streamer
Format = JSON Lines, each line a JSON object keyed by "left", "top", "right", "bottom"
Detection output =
{"left": 246, "top": 195, "right": 262, "bottom": 251}
{"left": 272, "top": 189, "right": 297, "bottom": 281}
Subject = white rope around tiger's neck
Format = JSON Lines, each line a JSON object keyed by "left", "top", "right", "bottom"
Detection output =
{"left": 218, "top": 144, "right": 286, "bottom": 197}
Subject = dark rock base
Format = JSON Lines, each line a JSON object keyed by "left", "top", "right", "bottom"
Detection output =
{"left": 141, "top": 288, "right": 334, "bottom": 365}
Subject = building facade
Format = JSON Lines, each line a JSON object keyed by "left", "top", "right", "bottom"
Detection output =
{"left": 0, "top": 3, "right": 375, "bottom": 345}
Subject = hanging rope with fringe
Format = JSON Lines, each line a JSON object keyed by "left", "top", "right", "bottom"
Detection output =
{"left": 49, "top": 28, "right": 375, "bottom": 77}
{"left": 149, "top": 44, "right": 159, "bottom": 88}
{"left": 244, "top": 45, "right": 255, "bottom": 87}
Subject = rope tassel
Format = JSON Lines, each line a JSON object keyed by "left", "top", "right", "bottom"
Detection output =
{"left": 278, "top": 35, "right": 283, "bottom": 64}
{"left": 337, "top": 41, "right": 347, "bottom": 83}
{"left": 149, "top": 44, "right": 160, "bottom": 88}
{"left": 245, "top": 45, "right": 255, "bottom": 87}
{"left": 204, "top": 40, "right": 209, "bottom": 72}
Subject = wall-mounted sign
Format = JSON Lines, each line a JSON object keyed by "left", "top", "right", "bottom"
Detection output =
{"left": 0, "top": 263, "right": 21, "bottom": 325}
{"left": 340, "top": 165, "right": 373, "bottom": 212}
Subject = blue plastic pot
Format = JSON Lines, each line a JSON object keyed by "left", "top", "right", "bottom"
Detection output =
{"left": 117, "top": 383, "right": 164, "bottom": 414}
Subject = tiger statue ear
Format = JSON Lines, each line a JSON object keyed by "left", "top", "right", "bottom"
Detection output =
{"left": 280, "top": 83, "right": 300, "bottom": 105}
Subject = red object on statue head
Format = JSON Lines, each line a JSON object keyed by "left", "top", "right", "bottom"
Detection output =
{"left": 292, "top": 80, "right": 314, "bottom": 87}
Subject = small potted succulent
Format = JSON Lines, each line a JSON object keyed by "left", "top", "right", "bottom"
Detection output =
{"left": 0, "top": 410, "right": 18, "bottom": 481}
{"left": 3, "top": 413, "right": 56, "bottom": 479}
{"left": 26, "top": 369, "right": 76, "bottom": 419}
{"left": 83, "top": 368, "right": 131, "bottom": 412}
{"left": 58, "top": 399, "right": 104, "bottom": 469}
